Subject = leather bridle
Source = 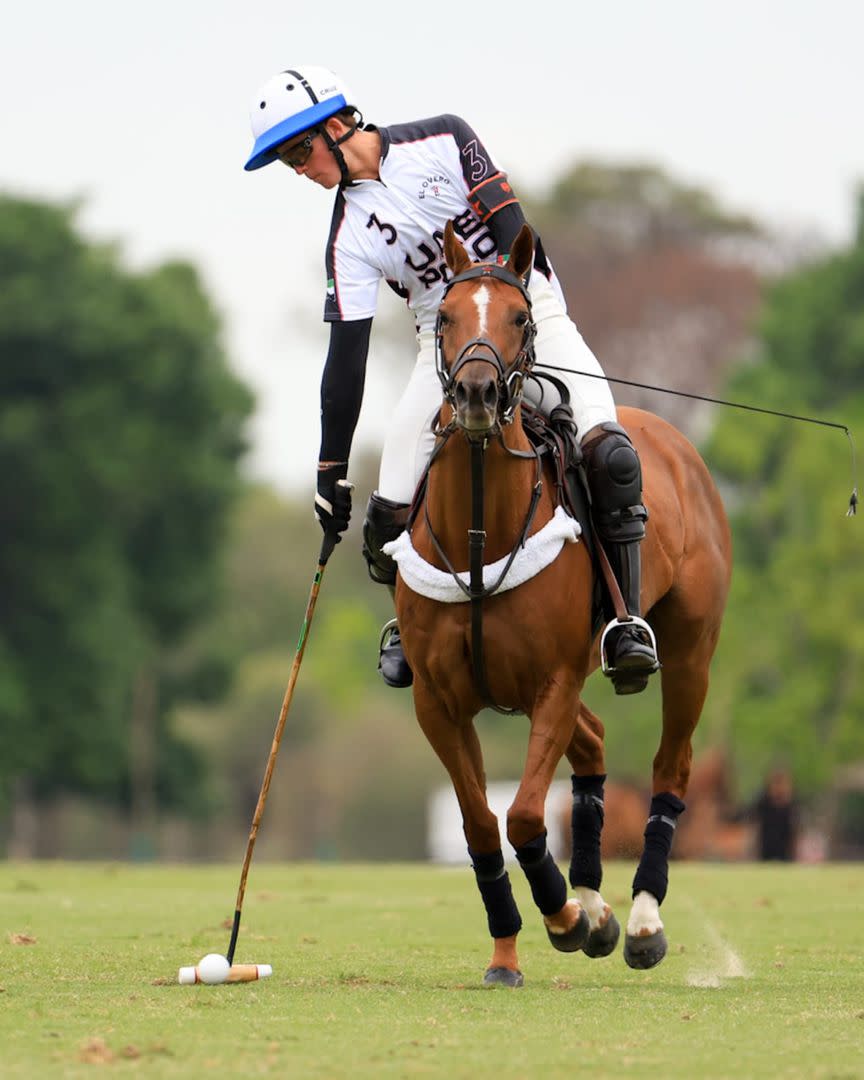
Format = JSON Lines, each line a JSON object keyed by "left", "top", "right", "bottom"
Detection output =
{"left": 434, "top": 263, "right": 537, "bottom": 428}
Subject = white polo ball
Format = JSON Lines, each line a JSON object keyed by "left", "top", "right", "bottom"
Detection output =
{"left": 198, "top": 953, "right": 230, "bottom": 985}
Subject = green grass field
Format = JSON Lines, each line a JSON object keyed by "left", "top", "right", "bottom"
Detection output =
{"left": 2, "top": 861, "right": 863, "bottom": 1078}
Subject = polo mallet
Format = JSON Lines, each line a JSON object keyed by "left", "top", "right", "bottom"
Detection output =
{"left": 178, "top": 520, "right": 344, "bottom": 985}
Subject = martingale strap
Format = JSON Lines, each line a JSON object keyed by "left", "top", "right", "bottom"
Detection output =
{"left": 469, "top": 440, "right": 516, "bottom": 714}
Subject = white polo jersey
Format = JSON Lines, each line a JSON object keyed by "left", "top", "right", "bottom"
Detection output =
{"left": 323, "top": 114, "right": 565, "bottom": 332}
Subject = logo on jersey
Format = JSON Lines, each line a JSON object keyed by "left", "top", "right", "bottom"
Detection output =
{"left": 418, "top": 174, "right": 451, "bottom": 200}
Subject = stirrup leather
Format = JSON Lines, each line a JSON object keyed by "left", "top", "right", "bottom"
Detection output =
{"left": 599, "top": 616, "right": 660, "bottom": 675}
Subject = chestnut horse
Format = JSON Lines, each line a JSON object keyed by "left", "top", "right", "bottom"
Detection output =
{"left": 391, "top": 221, "right": 732, "bottom": 987}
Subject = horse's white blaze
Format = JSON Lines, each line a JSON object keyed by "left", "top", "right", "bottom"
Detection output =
{"left": 626, "top": 889, "right": 664, "bottom": 936}
{"left": 573, "top": 886, "right": 610, "bottom": 931}
{"left": 473, "top": 284, "right": 491, "bottom": 336}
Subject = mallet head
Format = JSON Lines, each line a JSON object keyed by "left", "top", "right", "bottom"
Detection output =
{"left": 178, "top": 954, "right": 272, "bottom": 985}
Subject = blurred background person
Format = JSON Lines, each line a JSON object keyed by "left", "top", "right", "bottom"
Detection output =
{"left": 753, "top": 767, "right": 800, "bottom": 861}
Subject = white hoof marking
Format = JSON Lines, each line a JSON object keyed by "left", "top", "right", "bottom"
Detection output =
{"left": 572, "top": 887, "right": 610, "bottom": 931}
{"left": 544, "top": 897, "right": 582, "bottom": 934}
{"left": 626, "top": 890, "right": 664, "bottom": 937}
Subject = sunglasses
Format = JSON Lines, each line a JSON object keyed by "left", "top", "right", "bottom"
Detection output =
{"left": 276, "top": 129, "right": 320, "bottom": 168}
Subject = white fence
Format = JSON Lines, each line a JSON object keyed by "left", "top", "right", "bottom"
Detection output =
{"left": 427, "top": 779, "right": 572, "bottom": 864}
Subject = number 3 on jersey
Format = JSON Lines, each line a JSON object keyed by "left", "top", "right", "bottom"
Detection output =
{"left": 366, "top": 213, "right": 397, "bottom": 245}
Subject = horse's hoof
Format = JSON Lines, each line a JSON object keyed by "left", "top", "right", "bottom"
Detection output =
{"left": 546, "top": 906, "right": 590, "bottom": 953}
{"left": 582, "top": 913, "right": 621, "bottom": 958}
{"left": 483, "top": 966, "right": 524, "bottom": 988}
{"left": 623, "top": 929, "right": 667, "bottom": 969}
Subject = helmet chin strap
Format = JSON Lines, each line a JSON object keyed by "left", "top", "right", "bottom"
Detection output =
{"left": 321, "top": 112, "right": 363, "bottom": 188}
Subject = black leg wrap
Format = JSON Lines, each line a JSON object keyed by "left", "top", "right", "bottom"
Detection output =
{"left": 569, "top": 774, "right": 606, "bottom": 891}
{"left": 514, "top": 832, "right": 567, "bottom": 917}
{"left": 631, "top": 793, "right": 686, "bottom": 905}
{"left": 469, "top": 848, "right": 523, "bottom": 939}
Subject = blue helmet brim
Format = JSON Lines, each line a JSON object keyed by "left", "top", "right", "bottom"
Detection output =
{"left": 244, "top": 95, "right": 348, "bottom": 171}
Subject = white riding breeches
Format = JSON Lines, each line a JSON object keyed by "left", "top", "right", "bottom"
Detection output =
{"left": 377, "top": 274, "right": 617, "bottom": 504}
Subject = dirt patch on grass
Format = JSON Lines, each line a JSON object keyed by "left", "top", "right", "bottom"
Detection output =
{"left": 79, "top": 1037, "right": 114, "bottom": 1064}
{"left": 9, "top": 933, "right": 37, "bottom": 945}
{"left": 78, "top": 1038, "right": 169, "bottom": 1064}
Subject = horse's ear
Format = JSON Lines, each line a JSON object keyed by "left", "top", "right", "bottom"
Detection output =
{"left": 508, "top": 224, "right": 535, "bottom": 284}
{"left": 443, "top": 219, "right": 472, "bottom": 275}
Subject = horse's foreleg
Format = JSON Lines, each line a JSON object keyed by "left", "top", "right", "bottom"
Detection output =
{"left": 507, "top": 686, "right": 590, "bottom": 953}
{"left": 414, "top": 682, "right": 524, "bottom": 986}
{"left": 625, "top": 658, "right": 710, "bottom": 969}
{"left": 564, "top": 702, "right": 621, "bottom": 958}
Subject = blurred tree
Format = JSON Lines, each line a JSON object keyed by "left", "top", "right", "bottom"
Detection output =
{"left": 525, "top": 161, "right": 775, "bottom": 438}
{"left": 173, "top": 475, "right": 435, "bottom": 860}
{"left": 702, "top": 191, "right": 864, "bottom": 796}
{"left": 0, "top": 194, "right": 253, "bottom": 849}
{"left": 530, "top": 161, "right": 762, "bottom": 250}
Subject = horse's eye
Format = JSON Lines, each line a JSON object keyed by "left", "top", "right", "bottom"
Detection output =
{"left": 439, "top": 312, "right": 450, "bottom": 328}
{"left": 515, "top": 311, "right": 529, "bottom": 327}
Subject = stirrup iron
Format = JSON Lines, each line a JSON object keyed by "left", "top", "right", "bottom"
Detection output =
{"left": 379, "top": 617, "right": 399, "bottom": 651}
{"left": 599, "top": 616, "right": 660, "bottom": 675}
{"left": 377, "top": 617, "right": 413, "bottom": 688}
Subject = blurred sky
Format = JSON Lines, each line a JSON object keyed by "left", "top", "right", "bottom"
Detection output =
{"left": 3, "top": 0, "right": 862, "bottom": 493}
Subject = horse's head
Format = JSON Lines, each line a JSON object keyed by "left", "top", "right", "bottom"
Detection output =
{"left": 436, "top": 221, "right": 537, "bottom": 437}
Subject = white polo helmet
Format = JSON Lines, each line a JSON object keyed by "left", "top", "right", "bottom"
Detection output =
{"left": 245, "top": 66, "right": 356, "bottom": 171}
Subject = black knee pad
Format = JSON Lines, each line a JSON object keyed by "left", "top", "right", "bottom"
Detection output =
{"left": 362, "top": 492, "right": 410, "bottom": 586}
{"left": 583, "top": 423, "right": 647, "bottom": 543}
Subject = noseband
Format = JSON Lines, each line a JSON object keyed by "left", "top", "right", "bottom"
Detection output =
{"left": 435, "top": 263, "right": 537, "bottom": 426}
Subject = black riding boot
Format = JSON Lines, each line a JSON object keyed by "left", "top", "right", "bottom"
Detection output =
{"left": 362, "top": 493, "right": 413, "bottom": 688}
{"left": 602, "top": 535, "right": 660, "bottom": 694}
{"left": 583, "top": 423, "right": 660, "bottom": 695}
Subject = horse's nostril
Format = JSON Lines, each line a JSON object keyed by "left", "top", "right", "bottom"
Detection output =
{"left": 482, "top": 380, "right": 498, "bottom": 410}
{"left": 454, "top": 382, "right": 468, "bottom": 407}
